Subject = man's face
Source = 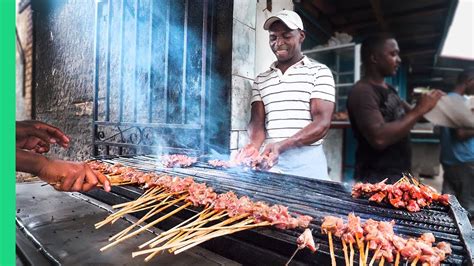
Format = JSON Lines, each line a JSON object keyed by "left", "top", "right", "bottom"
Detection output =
{"left": 268, "top": 21, "right": 305, "bottom": 63}
{"left": 374, "top": 38, "right": 402, "bottom": 76}
{"left": 465, "top": 77, "right": 474, "bottom": 95}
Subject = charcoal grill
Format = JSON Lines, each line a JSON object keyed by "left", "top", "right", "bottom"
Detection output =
{"left": 85, "top": 155, "right": 474, "bottom": 265}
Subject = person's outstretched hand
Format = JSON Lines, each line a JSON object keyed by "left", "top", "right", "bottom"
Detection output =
{"left": 414, "top": 89, "right": 445, "bottom": 115}
{"left": 16, "top": 120, "right": 70, "bottom": 153}
{"left": 38, "top": 159, "right": 111, "bottom": 192}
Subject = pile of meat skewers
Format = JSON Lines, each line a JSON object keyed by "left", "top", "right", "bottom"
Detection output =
{"left": 160, "top": 154, "right": 197, "bottom": 168}
{"left": 208, "top": 145, "right": 276, "bottom": 170}
{"left": 352, "top": 177, "right": 450, "bottom": 212}
{"left": 321, "top": 213, "right": 452, "bottom": 266}
{"left": 89, "top": 161, "right": 312, "bottom": 262}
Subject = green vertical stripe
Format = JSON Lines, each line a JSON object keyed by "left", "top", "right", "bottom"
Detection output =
{"left": 0, "top": 0, "right": 16, "bottom": 265}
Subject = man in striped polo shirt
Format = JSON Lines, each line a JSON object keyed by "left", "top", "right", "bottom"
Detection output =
{"left": 241, "top": 10, "right": 335, "bottom": 180}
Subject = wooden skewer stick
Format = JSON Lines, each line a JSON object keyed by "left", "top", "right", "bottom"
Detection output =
{"left": 155, "top": 210, "right": 222, "bottom": 239}
{"left": 111, "top": 191, "right": 174, "bottom": 209}
{"left": 394, "top": 252, "right": 400, "bottom": 266}
{"left": 356, "top": 236, "right": 365, "bottom": 266}
{"left": 98, "top": 193, "right": 166, "bottom": 226}
{"left": 95, "top": 194, "right": 172, "bottom": 229}
{"left": 166, "top": 214, "right": 250, "bottom": 253}
{"left": 148, "top": 210, "right": 225, "bottom": 249}
{"left": 178, "top": 219, "right": 264, "bottom": 232}
{"left": 111, "top": 187, "right": 161, "bottom": 209}
{"left": 134, "top": 224, "right": 248, "bottom": 258}
{"left": 109, "top": 191, "right": 183, "bottom": 220}
{"left": 364, "top": 242, "right": 369, "bottom": 265}
{"left": 285, "top": 246, "right": 303, "bottom": 266}
{"left": 109, "top": 198, "right": 166, "bottom": 225}
{"left": 144, "top": 210, "right": 222, "bottom": 253}
{"left": 368, "top": 247, "right": 380, "bottom": 266}
{"left": 328, "top": 232, "right": 337, "bottom": 266}
{"left": 342, "top": 239, "right": 350, "bottom": 266}
{"left": 349, "top": 241, "right": 354, "bottom": 266}
{"left": 138, "top": 207, "right": 211, "bottom": 249}
{"left": 172, "top": 221, "right": 270, "bottom": 255}
{"left": 110, "top": 195, "right": 186, "bottom": 241}
{"left": 100, "top": 201, "right": 192, "bottom": 252}
{"left": 379, "top": 257, "right": 384, "bottom": 266}
{"left": 411, "top": 255, "right": 420, "bottom": 266}
{"left": 144, "top": 210, "right": 227, "bottom": 262}
{"left": 109, "top": 202, "right": 163, "bottom": 242}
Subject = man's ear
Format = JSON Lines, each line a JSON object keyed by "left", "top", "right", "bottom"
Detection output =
{"left": 370, "top": 54, "right": 377, "bottom": 64}
{"left": 299, "top": 30, "right": 306, "bottom": 43}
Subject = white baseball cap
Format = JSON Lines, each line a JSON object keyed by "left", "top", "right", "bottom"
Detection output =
{"left": 263, "top": 10, "right": 304, "bottom": 31}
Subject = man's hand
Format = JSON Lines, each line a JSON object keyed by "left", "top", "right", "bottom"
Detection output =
{"left": 413, "top": 89, "right": 445, "bottom": 115}
{"left": 38, "top": 159, "right": 111, "bottom": 192}
{"left": 234, "top": 144, "right": 260, "bottom": 162}
{"left": 261, "top": 141, "right": 284, "bottom": 167}
{"left": 16, "top": 120, "right": 70, "bottom": 153}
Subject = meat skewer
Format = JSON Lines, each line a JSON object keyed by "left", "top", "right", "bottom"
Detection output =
{"left": 321, "top": 216, "right": 344, "bottom": 266}
{"left": 285, "top": 228, "right": 319, "bottom": 266}
{"left": 342, "top": 239, "right": 350, "bottom": 266}
{"left": 160, "top": 154, "right": 197, "bottom": 168}
{"left": 352, "top": 177, "right": 450, "bottom": 212}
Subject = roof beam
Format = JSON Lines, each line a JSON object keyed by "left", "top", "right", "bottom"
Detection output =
{"left": 309, "top": 0, "right": 336, "bottom": 15}
{"left": 403, "top": 48, "right": 437, "bottom": 57}
{"left": 397, "top": 32, "right": 441, "bottom": 42}
{"left": 369, "top": 0, "right": 388, "bottom": 31}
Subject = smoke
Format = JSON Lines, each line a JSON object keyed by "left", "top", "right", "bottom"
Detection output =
{"left": 95, "top": 0, "right": 231, "bottom": 157}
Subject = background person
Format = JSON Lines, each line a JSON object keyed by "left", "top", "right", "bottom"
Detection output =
{"left": 347, "top": 33, "right": 444, "bottom": 183}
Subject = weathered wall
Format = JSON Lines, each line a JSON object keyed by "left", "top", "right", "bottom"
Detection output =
{"left": 229, "top": 0, "right": 257, "bottom": 151}
{"left": 16, "top": 3, "right": 34, "bottom": 120}
{"left": 33, "top": 0, "right": 96, "bottom": 161}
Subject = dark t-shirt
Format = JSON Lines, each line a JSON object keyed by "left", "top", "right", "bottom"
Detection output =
{"left": 347, "top": 81, "right": 411, "bottom": 183}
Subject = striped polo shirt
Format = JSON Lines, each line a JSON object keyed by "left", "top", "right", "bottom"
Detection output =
{"left": 251, "top": 56, "right": 335, "bottom": 145}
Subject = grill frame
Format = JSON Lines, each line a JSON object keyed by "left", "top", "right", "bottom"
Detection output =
{"left": 86, "top": 155, "right": 474, "bottom": 265}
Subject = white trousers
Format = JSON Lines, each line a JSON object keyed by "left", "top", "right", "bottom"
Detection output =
{"left": 268, "top": 145, "right": 330, "bottom": 180}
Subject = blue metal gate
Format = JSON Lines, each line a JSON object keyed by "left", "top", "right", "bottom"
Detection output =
{"left": 92, "top": 0, "right": 232, "bottom": 156}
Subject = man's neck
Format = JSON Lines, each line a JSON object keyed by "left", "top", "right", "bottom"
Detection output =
{"left": 362, "top": 67, "right": 388, "bottom": 88}
{"left": 276, "top": 55, "right": 304, "bottom": 74}
{"left": 453, "top": 85, "right": 465, "bottom": 95}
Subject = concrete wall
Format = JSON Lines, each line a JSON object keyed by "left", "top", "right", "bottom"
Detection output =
{"left": 230, "top": 0, "right": 257, "bottom": 151}
{"left": 33, "top": 0, "right": 96, "bottom": 161}
{"left": 16, "top": 4, "right": 34, "bottom": 120}
{"left": 323, "top": 129, "right": 343, "bottom": 182}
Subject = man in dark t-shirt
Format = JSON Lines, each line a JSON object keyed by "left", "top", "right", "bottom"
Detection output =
{"left": 347, "top": 33, "right": 444, "bottom": 183}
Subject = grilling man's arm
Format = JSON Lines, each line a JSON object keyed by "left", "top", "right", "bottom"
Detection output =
{"left": 455, "top": 128, "right": 474, "bottom": 141}
{"left": 277, "top": 98, "right": 334, "bottom": 152}
{"left": 247, "top": 101, "right": 266, "bottom": 149}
